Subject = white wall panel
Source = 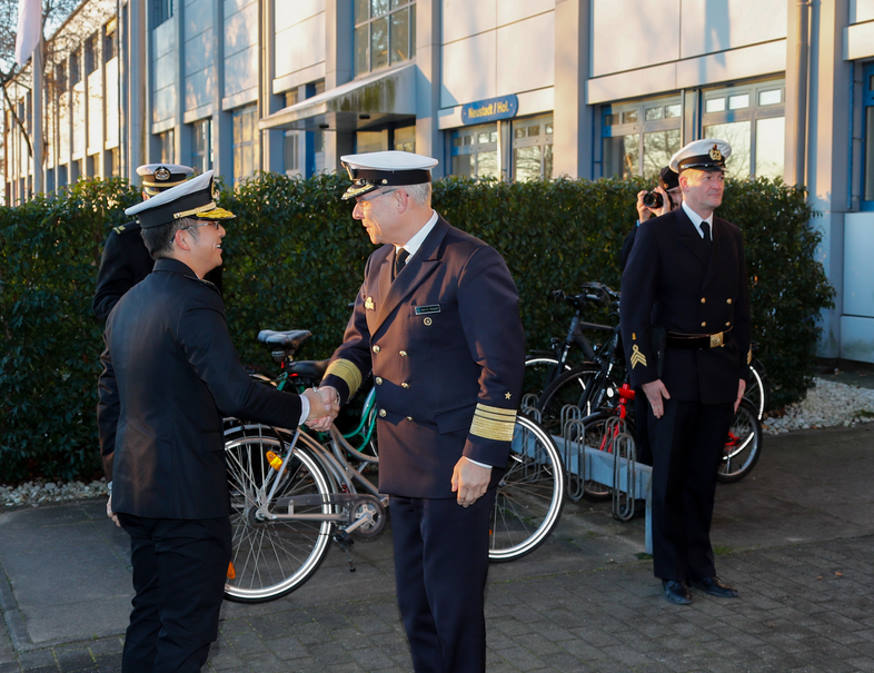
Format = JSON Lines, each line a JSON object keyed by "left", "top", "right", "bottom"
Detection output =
{"left": 224, "top": 1, "right": 258, "bottom": 56}
{"left": 274, "top": 12, "right": 326, "bottom": 79}
{"left": 275, "top": 0, "right": 322, "bottom": 31}
{"left": 845, "top": 21, "right": 874, "bottom": 60}
{"left": 185, "top": 69, "right": 213, "bottom": 111}
{"left": 680, "top": 0, "right": 786, "bottom": 59}
{"left": 184, "top": 28, "right": 215, "bottom": 76}
{"left": 850, "top": 0, "right": 874, "bottom": 22}
{"left": 844, "top": 213, "right": 874, "bottom": 317}
{"left": 184, "top": 0, "right": 213, "bottom": 38}
{"left": 441, "top": 31, "right": 496, "bottom": 107}
{"left": 675, "top": 40, "right": 785, "bottom": 88}
{"left": 841, "top": 316, "right": 874, "bottom": 363}
{"left": 496, "top": 12, "right": 554, "bottom": 96}
{"left": 591, "top": 0, "right": 680, "bottom": 76}
{"left": 442, "top": 0, "right": 496, "bottom": 43}
{"left": 497, "top": 0, "right": 554, "bottom": 25}
{"left": 225, "top": 44, "right": 259, "bottom": 99}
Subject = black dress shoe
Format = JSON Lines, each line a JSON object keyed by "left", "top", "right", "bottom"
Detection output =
{"left": 662, "top": 580, "right": 691, "bottom": 605}
{"left": 690, "top": 576, "right": 738, "bottom": 598}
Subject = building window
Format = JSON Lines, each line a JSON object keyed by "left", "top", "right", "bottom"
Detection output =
{"left": 150, "top": 0, "right": 173, "bottom": 28}
{"left": 702, "top": 80, "right": 785, "bottom": 180}
{"left": 85, "top": 33, "right": 98, "bottom": 74}
{"left": 512, "top": 115, "right": 553, "bottom": 181}
{"left": 862, "top": 63, "right": 874, "bottom": 209}
{"left": 284, "top": 131, "right": 302, "bottom": 176}
{"left": 69, "top": 52, "right": 80, "bottom": 85}
{"left": 601, "top": 95, "right": 683, "bottom": 179}
{"left": 450, "top": 124, "right": 498, "bottom": 179}
{"left": 104, "top": 19, "right": 118, "bottom": 62}
{"left": 232, "top": 105, "right": 258, "bottom": 185}
{"left": 156, "top": 129, "right": 174, "bottom": 163}
{"left": 191, "top": 118, "right": 212, "bottom": 173}
{"left": 354, "top": 0, "right": 416, "bottom": 76}
{"left": 394, "top": 124, "right": 415, "bottom": 152}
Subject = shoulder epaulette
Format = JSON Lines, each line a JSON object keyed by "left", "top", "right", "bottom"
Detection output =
{"left": 112, "top": 220, "right": 141, "bottom": 236}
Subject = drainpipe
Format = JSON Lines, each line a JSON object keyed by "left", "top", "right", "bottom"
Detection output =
{"left": 785, "top": 0, "right": 811, "bottom": 187}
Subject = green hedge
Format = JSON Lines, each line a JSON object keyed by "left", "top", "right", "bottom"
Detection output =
{"left": 0, "top": 173, "right": 833, "bottom": 483}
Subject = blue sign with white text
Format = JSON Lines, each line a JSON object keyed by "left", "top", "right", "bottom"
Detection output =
{"left": 461, "top": 95, "right": 519, "bottom": 125}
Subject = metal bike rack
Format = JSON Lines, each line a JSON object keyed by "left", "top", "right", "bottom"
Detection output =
{"left": 561, "top": 405, "right": 586, "bottom": 501}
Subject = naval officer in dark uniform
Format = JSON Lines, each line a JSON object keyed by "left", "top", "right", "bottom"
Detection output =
{"left": 620, "top": 139, "right": 751, "bottom": 605}
{"left": 312, "top": 151, "right": 524, "bottom": 673}
{"left": 97, "top": 170, "right": 330, "bottom": 672}
{"left": 92, "top": 163, "right": 222, "bottom": 323}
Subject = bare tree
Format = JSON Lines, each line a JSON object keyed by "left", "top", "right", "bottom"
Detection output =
{"left": 0, "top": 0, "right": 80, "bottom": 158}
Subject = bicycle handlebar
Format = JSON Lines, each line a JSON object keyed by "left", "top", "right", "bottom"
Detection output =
{"left": 550, "top": 282, "right": 619, "bottom": 310}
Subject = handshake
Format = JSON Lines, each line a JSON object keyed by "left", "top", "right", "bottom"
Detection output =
{"left": 301, "top": 386, "right": 341, "bottom": 432}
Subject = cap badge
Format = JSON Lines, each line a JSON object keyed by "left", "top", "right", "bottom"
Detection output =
{"left": 709, "top": 145, "right": 722, "bottom": 162}
{"left": 364, "top": 296, "right": 375, "bottom": 311}
{"left": 154, "top": 167, "right": 171, "bottom": 181}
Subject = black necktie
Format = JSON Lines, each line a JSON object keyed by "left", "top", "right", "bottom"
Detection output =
{"left": 701, "top": 221, "right": 711, "bottom": 243}
{"left": 394, "top": 248, "right": 409, "bottom": 279}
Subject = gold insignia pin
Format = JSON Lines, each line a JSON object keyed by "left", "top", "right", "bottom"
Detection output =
{"left": 709, "top": 145, "right": 722, "bottom": 161}
{"left": 364, "top": 296, "right": 375, "bottom": 311}
{"left": 630, "top": 345, "right": 647, "bottom": 369}
{"left": 505, "top": 392, "right": 512, "bottom": 400}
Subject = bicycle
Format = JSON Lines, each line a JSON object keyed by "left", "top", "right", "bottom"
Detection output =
{"left": 223, "top": 329, "right": 566, "bottom": 603}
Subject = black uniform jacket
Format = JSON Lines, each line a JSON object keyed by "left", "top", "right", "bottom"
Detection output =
{"left": 322, "top": 216, "right": 525, "bottom": 498}
{"left": 93, "top": 222, "right": 222, "bottom": 323}
{"left": 97, "top": 258, "right": 302, "bottom": 519}
{"left": 620, "top": 207, "right": 750, "bottom": 405}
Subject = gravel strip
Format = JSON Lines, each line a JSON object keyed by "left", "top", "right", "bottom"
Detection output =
{"left": 3, "top": 378, "right": 873, "bottom": 509}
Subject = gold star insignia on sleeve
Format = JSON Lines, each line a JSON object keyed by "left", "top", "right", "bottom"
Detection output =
{"left": 630, "top": 345, "right": 647, "bottom": 369}
{"left": 505, "top": 392, "right": 511, "bottom": 400}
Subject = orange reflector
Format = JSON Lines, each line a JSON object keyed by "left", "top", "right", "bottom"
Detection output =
{"left": 227, "top": 562, "right": 236, "bottom": 580}
{"left": 266, "top": 450, "right": 283, "bottom": 471}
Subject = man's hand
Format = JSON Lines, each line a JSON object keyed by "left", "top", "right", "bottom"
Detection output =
{"left": 636, "top": 186, "right": 673, "bottom": 222}
{"left": 642, "top": 379, "right": 671, "bottom": 419}
{"left": 734, "top": 378, "right": 747, "bottom": 413}
{"left": 106, "top": 493, "right": 120, "bottom": 528}
{"left": 304, "top": 386, "right": 340, "bottom": 431}
{"left": 450, "top": 457, "right": 491, "bottom": 508}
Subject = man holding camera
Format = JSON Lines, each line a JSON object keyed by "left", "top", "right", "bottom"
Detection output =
{"left": 619, "top": 165, "right": 682, "bottom": 270}
{"left": 620, "top": 139, "right": 750, "bottom": 606}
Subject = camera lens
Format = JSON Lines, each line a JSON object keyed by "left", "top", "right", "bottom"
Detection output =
{"left": 642, "top": 191, "right": 663, "bottom": 208}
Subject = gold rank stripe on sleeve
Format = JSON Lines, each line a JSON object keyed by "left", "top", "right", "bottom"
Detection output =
{"left": 630, "top": 344, "right": 647, "bottom": 369}
{"left": 324, "top": 358, "right": 363, "bottom": 398}
{"left": 469, "top": 403, "right": 517, "bottom": 442}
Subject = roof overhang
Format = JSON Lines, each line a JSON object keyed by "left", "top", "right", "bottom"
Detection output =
{"left": 260, "top": 63, "right": 417, "bottom": 132}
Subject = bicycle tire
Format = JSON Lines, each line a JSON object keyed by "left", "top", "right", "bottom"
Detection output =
{"left": 717, "top": 397, "right": 762, "bottom": 483}
{"left": 489, "top": 415, "right": 565, "bottom": 562}
{"left": 744, "top": 362, "right": 766, "bottom": 421}
{"left": 224, "top": 432, "right": 334, "bottom": 603}
{"left": 522, "top": 354, "right": 571, "bottom": 402}
{"left": 535, "top": 364, "right": 603, "bottom": 434}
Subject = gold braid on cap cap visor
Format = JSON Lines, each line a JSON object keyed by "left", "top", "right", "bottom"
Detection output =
{"left": 141, "top": 177, "right": 188, "bottom": 189}
{"left": 324, "top": 359, "right": 363, "bottom": 398}
{"left": 469, "top": 403, "right": 517, "bottom": 442}
{"left": 172, "top": 201, "right": 236, "bottom": 220}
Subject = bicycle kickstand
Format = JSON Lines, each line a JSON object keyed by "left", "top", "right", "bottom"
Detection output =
{"left": 333, "top": 530, "right": 357, "bottom": 572}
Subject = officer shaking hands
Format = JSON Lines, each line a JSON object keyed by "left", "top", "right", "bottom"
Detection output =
{"left": 313, "top": 150, "right": 524, "bottom": 673}
{"left": 97, "top": 170, "right": 332, "bottom": 673}
{"left": 620, "top": 139, "right": 751, "bottom": 606}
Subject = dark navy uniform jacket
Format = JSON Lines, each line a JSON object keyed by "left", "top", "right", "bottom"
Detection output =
{"left": 322, "top": 216, "right": 525, "bottom": 499}
{"left": 620, "top": 207, "right": 751, "bottom": 405}
{"left": 97, "top": 258, "right": 302, "bottom": 519}
{"left": 93, "top": 222, "right": 222, "bottom": 323}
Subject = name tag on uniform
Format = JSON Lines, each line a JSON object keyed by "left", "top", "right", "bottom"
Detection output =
{"left": 415, "top": 305, "right": 441, "bottom": 316}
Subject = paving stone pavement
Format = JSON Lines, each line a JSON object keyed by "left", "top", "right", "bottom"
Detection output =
{"left": 1, "top": 424, "right": 873, "bottom": 673}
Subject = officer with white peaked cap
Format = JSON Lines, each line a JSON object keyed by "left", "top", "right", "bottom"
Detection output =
{"left": 620, "top": 137, "right": 751, "bottom": 606}
{"left": 317, "top": 149, "right": 524, "bottom": 673}
{"left": 98, "top": 168, "right": 330, "bottom": 673}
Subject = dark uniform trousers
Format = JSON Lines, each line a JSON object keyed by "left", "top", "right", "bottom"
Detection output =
{"left": 118, "top": 515, "right": 231, "bottom": 673}
{"left": 647, "top": 399, "right": 733, "bottom": 581}
{"left": 390, "top": 488, "right": 495, "bottom": 673}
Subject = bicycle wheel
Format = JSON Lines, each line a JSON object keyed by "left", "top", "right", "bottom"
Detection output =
{"left": 717, "top": 397, "right": 762, "bottom": 483}
{"left": 535, "top": 364, "right": 602, "bottom": 434}
{"left": 224, "top": 431, "right": 334, "bottom": 603}
{"left": 522, "top": 354, "right": 570, "bottom": 403}
{"left": 489, "top": 415, "right": 565, "bottom": 562}
{"left": 744, "top": 362, "right": 766, "bottom": 420}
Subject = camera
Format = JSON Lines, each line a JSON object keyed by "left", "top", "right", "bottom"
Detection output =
{"left": 642, "top": 191, "right": 663, "bottom": 209}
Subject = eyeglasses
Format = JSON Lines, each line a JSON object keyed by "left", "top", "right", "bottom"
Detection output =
{"left": 184, "top": 220, "right": 222, "bottom": 230}
{"left": 356, "top": 188, "right": 399, "bottom": 203}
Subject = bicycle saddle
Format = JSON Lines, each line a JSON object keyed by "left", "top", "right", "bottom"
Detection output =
{"left": 257, "top": 329, "right": 312, "bottom": 350}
